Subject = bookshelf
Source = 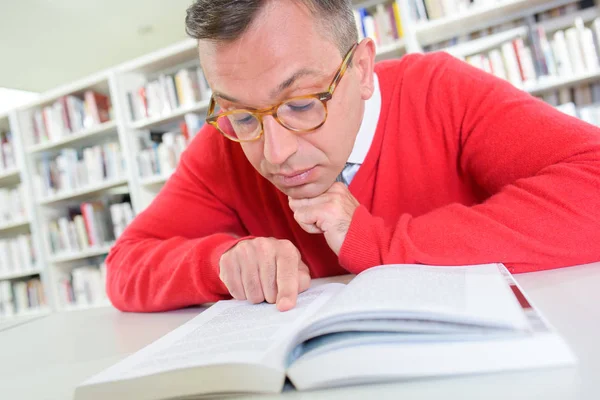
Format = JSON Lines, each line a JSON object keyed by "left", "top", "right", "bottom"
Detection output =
{"left": 0, "top": 111, "right": 48, "bottom": 321}
{"left": 0, "top": 267, "right": 43, "bottom": 282}
{"left": 27, "top": 120, "right": 118, "bottom": 154}
{"left": 140, "top": 172, "right": 174, "bottom": 187}
{"left": 0, "top": 218, "right": 31, "bottom": 233}
{"left": 49, "top": 243, "right": 114, "bottom": 264}
{"left": 130, "top": 99, "right": 211, "bottom": 130}
{"left": 10, "top": 72, "right": 132, "bottom": 314}
{"left": 37, "top": 177, "right": 129, "bottom": 206}
{"left": 0, "top": 166, "right": 20, "bottom": 185}
{"left": 2, "top": 0, "right": 599, "bottom": 318}
{"left": 438, "top": 1, "right": 600, "bottom": 118}
{"left": 527, "top": 70, "right": 600, "bottom": 95}
{"left": 414, "top": 0, "right": 577, "bottom": 47}
{"left": 112, "top": 38, "right": 214, "bottom": 212}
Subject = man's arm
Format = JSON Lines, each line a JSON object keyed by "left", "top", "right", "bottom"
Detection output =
{"left": 106, "top": 130, "right": 248, "bottom": 312}
{"left": 304, "top": 53, "right": 600, "bottom": 274}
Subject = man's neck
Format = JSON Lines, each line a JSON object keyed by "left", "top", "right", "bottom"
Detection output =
{"left": 347, "top": 74, "right": 381, "bottom": 165}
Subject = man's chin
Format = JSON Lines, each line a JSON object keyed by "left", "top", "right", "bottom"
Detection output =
{"left": 276, "top": 181, "right": 331, "bottom": 199}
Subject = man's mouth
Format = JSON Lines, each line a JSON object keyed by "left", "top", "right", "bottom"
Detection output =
{"left": 273, "top": 167, "right": 317, "bottom": 187}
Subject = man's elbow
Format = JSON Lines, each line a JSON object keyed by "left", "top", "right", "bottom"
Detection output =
{"left": 104, "top": 248, "right": 132, "bottom": 312}
{"left": 104, "top": 243, "right": 149, "bottom": 313}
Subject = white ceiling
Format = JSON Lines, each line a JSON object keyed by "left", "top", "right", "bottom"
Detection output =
{"left": 0, "top": 0, "right": 196, "bottom": 92}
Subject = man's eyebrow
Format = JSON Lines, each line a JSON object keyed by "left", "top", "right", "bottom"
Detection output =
{"left": 214, "top": 68, "right": 324, "bottom": 106}
{"left": 271, "top": 68, "right": 323, "bottom": 98}
{"left": 213, "top": 91, "right": 240, "bottom": 104}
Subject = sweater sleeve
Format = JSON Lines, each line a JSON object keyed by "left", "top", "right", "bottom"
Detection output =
{"left": 106, "top": 129, "right": 249, "bottom": 312}
{"left": 340, "top": 53, "right": 600, "bottom": 274}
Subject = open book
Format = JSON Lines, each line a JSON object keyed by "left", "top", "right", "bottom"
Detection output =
{"left": 75, "top": 263, "right": 576, "bottom": 400}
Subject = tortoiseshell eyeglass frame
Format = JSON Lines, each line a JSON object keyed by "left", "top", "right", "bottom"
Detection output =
{"left": 205, "top": 42, "right": 359, "bottom": 142}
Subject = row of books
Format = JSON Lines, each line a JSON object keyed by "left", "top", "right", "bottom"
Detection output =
{"left": 460, "top": 17, "right": 600, "bottom": 89}
{"left": 540, "top": 81, "right": 600, "bottom": 126}
{"left": 34, "top": 142, "right": 125, "bottom": 199}
{"left": 126, "top": 66, "right": 212, "bottom": 122}
{"left": 410, "top": 0, "right": 592, "bottom": 23}
{"left": 410, "top": 0, "right": 499, "bottom": 22}
{"left": 536, "top": 1, "right": 592, "bottom": 22}
{"left": 47, "top": 200, "right": 132, "bottom": 256}
{"left": 556, "top": 101, "right": 600, "bottom": 126}
{"left": 30, "top": 90, "right": 112, "bottom": 146}
{"left": 354, "top": 2, "right": 404, "bottom": 47}
{"left": 0, "top": 278, "right": 46, "bottom": 318}
{"left": 424, "top": 2, "right": 583, "bottom": 50}
{"left": 540, "top": 81, "right": 600, "bottom": 107}
{"left": 0, "top": 184, "right": 27, "bottom": 226}
{"left": 57, "top": 263, "right": 108, "bottom": 308}
{"left": 138, "top": 131, "right": 189, "bottom": 179}
{"left": 0, "top": 234, "right": 36, "bottom": 278}
{"left": 0, "top": 130, "right": 16, "bottom": 173}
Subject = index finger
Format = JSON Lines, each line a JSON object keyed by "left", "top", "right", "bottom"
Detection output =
{"left": 288, "top": 195, "right": 328, "bottom": 211}
{"left": 275, "top": 249, "right": 299, "bottom": 312}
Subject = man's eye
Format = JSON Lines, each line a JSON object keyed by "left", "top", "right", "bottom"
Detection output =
{"left": 232, "top": 115, "right": 254, "bottom": 125}
{"left": 287, "top": 102, "right": 314, "bottom": 112}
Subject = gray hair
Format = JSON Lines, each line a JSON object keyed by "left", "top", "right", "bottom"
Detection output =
{"left": 185, "top": 0, "right": 358, "bottom": 56}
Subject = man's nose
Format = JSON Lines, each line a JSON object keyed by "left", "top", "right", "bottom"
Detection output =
{"left": 262, "top": 115, "right": 298, "bottom": 166}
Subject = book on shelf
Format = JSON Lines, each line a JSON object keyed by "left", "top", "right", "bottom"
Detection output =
{"left": 137, "top": 130, "right": 190, "bottom": 180}
{"left": 30, "top": 90, "right": 112, "bottom": 146}
{"left": 0, "top": 130, "right": 16, "bottom": 172}
{"left": 181, "top": 113, "right": 204, "bottom": 140}
{"left": 34, "top": 141, "right": 125, "bottom": 199}
{"left": 0, "top": 234, "right": 36, "bottom": 278}
{"left": 47, "top": 199, "right": 130, "bottom": 256}
{"left": 75, "top": 263, "right": 575, "bottom": 400}
{"left": 57, "top": 263, "right": 108, "bottom": 309}
{"left": 0, "top": 183, "right": 27, "bottom": 225}
{"left": 126, "top": 66, "right": 212, "bottom": 122}
{"left": 109, "top": 202, "right": 134, "bottom": 240}
{"left": 0, "top": 277, "right": 46, "bottom": 319}
{"left": 353, "top": 2, "right": 404, "bottom": 47}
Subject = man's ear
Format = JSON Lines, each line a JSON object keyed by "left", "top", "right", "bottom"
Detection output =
{"left": 354, "top": 39, "right": 376, "bottom": 101}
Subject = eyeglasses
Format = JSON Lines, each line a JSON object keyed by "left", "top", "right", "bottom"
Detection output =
{"left": 206, "top": 43, "right": 359, "bottom": 142}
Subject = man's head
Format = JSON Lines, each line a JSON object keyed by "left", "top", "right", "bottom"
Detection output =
{"left": 186, "top": 0, "right": 376, "bottom": 199}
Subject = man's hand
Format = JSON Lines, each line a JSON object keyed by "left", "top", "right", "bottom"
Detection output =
{"left": 288, "top": 182, "right": 360, "bottom": 255}
{"left": 219, "top": 237, "right": 311, "bottom": 311}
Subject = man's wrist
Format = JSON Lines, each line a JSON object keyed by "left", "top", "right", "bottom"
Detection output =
{"left": 209, "top": 234, "right": 256, "bottom": 294}
{"left": 338, "top": 205, "right": 381, "bottom": 274}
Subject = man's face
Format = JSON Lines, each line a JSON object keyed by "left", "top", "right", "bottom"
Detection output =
{"left": 200, "top": 1, "right": 375, "bottom": 199}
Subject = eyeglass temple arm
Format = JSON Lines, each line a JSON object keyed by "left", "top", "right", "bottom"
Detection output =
{"left": 327, "top": 43, "right": 358, "bottom": 94}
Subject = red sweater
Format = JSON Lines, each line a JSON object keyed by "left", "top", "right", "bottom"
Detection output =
{"left": 106, "top": 52, "right": 600, "bottom": 312}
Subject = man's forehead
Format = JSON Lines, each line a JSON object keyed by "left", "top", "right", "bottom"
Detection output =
{"left": 200, "top": 42, "right": 332, "bottom": 105}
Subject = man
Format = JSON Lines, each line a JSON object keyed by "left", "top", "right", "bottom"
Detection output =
{"left": 106, "top": 0, "right": 600, "bottom": 313}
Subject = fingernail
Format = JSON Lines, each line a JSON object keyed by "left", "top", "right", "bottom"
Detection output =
{"left": 277, "top": 297, "right": 294, "bottom": 312}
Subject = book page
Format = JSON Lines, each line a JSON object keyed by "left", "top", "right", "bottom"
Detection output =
{"left": 83, "top": 283, "right": 344, "bottom": 385}
{"left": 307, "top": 264, "right": 529, "bottom": 332}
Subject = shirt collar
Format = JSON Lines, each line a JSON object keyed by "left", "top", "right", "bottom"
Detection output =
{"left": 347, "top": 74, "right": 381, "bottom": 164}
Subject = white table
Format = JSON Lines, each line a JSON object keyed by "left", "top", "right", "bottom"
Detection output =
{"left": 0, "top": 313, "right": 45, "bottom": 332}
{"left": 1, "top": 262, "right": 599, "bottom": 400}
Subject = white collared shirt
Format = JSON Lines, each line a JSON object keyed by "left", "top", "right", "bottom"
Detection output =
{"left": 341, "top": 74, "right": 381, "bottom": 185}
